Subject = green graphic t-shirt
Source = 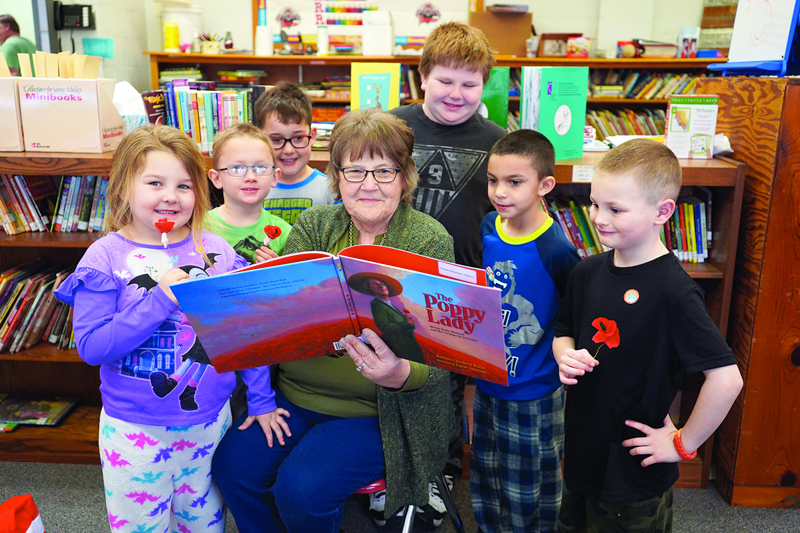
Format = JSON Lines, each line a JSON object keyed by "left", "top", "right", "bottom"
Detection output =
{"left": 205, "top": 208, "right": 292, "bottom": 264}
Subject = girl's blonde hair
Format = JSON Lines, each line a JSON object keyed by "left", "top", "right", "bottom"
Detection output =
{"left": 106, "top": 124, "right": 210, "bottom": 255}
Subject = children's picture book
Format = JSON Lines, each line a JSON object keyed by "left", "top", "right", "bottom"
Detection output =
{"left": 520, "top": 66, "right": 589, "bottom": 160}
{"left": 172, "top": 245, "right": 508, "bottom": 384}
{"left": 664, "top": 95, "right": 719, "bottom": 159}
{"left": 350, "top": 63, "right": 401, "bottom": 111}
{"left": 0, "top": 393, "right": 79, "bottom": 426}
{"left": 480, "top": 66, "right": 510, "bottom": 128}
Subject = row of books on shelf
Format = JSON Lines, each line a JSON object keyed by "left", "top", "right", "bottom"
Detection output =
{"left": 586, "top": 108, "right": 666, "bottom": 141}
{"left": 549, "top": 198, "right": 610, "bottom": 260}
{"left": 0, "top": 261, "right": 75, "bottom": 354}
{"left": 160, "top": 80, "right": 255, "bottom": 156}
{"left": 0, "top": 175, "right": 109, "bottom": 235}
{"left": 549, "top": 189, "right": 713, "bottom": 264}
{"left": 589, "top": 70, "right": 704, "bottom": 100}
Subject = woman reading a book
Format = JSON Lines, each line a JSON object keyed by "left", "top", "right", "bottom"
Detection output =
{"left": 212, "top": 108, "right": 455, "bottom": 533}
{"left": 347, "top": 272, "right": 426, "bottom": 365}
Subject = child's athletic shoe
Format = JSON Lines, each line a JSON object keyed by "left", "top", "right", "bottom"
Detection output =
{"left": 368, "top": 489, "right": 387, "bottom": 527}
{"left": 367, "top": 490, "right": 405, "bottom": 527}
{"left": 415, "top": 480, "right": 447, "bottom": 528}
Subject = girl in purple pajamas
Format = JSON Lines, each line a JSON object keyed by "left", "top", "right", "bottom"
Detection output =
{"left": 55, "top": 125, "right": 286, "bottom": 533}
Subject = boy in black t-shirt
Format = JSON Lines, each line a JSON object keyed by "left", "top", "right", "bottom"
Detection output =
{"left": 387, "top": 22, "right": 506, "bottom": 528}
{"left": 552, "top": 139, "right": 742, "bottom": 532}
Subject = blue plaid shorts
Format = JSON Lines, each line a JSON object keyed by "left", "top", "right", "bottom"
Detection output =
{"left": 470, "top": 386, "right": 565, "bottom": 533}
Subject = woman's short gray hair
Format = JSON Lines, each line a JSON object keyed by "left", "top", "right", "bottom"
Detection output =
{"left": 327, "top": 108, "right": 419, "bottom": 205}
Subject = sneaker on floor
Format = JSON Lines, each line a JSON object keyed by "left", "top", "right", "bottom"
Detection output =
{"left": 368, "top": 490, "right": 387, "bottom": 527}
{"left": 442, "top": 473, "right": 455, "bottom": 492}
{"left": 414, "top": 480, "right": 446, "bottom": 528}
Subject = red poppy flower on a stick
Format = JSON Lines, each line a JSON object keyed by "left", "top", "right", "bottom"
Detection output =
{"left": 591, "top": 317, "right": 620, "bottom": 359}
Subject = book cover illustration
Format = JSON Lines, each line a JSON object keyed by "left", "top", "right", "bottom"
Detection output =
{"left": 664, "top": 95, "right": 718, "bottom": 159}
{"left": 521, "top": 66, "right": 589, "bottom": 160}
{"left": 0, "top": 393, "right": 79, "bottom": 426}
{"left": 171, "top": 245, "right": 508, "bottom": 384}
{"left": 350, "top": 63, "right": 401, "bottom": 111}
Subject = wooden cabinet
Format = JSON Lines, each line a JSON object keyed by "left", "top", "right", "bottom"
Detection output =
{"left": 0, "top": 150, "right": 744, "bottom": 492}
{"left": 695, "top": 77, "right": 800, "bottom": 508}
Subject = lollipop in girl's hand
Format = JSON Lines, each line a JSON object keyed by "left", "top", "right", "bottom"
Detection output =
{"left": 264, "top": 225, "right": 282, "bottom": 248}
{"left": 155, "top": 218, "right": 175, "bottom": 248}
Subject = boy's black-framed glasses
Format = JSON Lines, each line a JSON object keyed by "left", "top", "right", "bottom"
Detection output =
{"left": 338, "top": 167, "right": 401, "bottom": 183}
{"left": 218, "top": 164, "right": 276, "bottom": 177}
{"left": 269, "top": 134, "right": 313, "bottom": 149}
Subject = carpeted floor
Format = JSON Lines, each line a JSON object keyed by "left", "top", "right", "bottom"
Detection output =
{"left": 1, "top": 461, "right": 798, "bottom": 532}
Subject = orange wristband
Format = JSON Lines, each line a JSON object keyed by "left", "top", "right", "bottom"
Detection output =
{"left": 673, "top": 429, "right": 697, "bottom": 460}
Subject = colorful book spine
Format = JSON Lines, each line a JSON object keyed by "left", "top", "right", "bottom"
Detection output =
{"left": 14, "top": 176, "right": 45, "bottom": 231}
{"left": 685, "top": 203, "right": 697, "bottom": 263}
{"left": 568, "top": 200, "right": 596, "bottom": 256}
{"left": 204, "top": 92, "right": 215, "bottom": 154}
{"left": 3, "top": 175, "right": 32, "bottom": 232}
{"left": 53, "top": 176, "right": 71, "bottom": 232}
{"left": 76, "top": 175, "right": 95, "bottom": 232}
{"left": 190, "top": 91, "right": 201, "bottom": 150}
{"left": 61, "top": 175, "right": 81, "bottom": 233}
{"left": 87, "top": 175, "right": 102, "bottom": 231}
{"left": 93, "top": 177, "right": 109, "bottom": 232}
{"left": 560, "top": 207, "right": 588, "bottom": 260}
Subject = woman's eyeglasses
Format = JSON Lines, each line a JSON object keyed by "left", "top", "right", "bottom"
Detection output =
{"left": 269, "top": 135, "right": 313, "bottom": 149}
{"left": 338, "top": 167, "right": 400, "bottom": 183}
{"left": 218, "top": 164, "right": 276, "bottom": 177}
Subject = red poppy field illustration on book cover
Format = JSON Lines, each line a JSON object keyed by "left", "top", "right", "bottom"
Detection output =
{"left": 171, "top": 245, "right": 508, "bottom": 384}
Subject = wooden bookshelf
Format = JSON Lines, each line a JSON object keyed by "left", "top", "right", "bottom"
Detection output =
{"left": 145, "top": 51, "right": 721, "bottom": 91}
{"left": 0, "top": 150, "right": 744, "bottom": 492}
{"left": 697, "top": 77, "right": 800, "bottom": 508}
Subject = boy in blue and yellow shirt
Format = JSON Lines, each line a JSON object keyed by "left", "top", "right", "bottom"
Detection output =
{"left": 473, "top": 130, "right": 580, "bottom": 533}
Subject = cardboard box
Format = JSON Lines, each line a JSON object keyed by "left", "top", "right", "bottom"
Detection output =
{"left": 468, "top": 11, "right": 532, "bottom": 57}
{"left": 0, "top": 78, "right": 24, "bottom": 151}
{"left": 17, "top": 78, "right": 125, "bottom": 153}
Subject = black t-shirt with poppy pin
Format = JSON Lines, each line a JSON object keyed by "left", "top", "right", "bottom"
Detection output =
{"left": 553, "top": 251, "right": 736, "bottom": 502}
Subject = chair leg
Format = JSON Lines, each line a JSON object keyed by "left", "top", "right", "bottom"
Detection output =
{"left": 401, "top": 504, "right": 415, "bottom": 533}
{"left": 436, "top": 472, "right": 466, "bottom": 533}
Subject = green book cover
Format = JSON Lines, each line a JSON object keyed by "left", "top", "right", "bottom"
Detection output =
{"left": 520, "top": 66, "right": 589, "bottom": 160}
{"left": 480, "top": 67, "right": 510, "bottom": 128}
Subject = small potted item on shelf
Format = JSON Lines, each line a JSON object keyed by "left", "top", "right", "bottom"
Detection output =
{"left": 198, "top": 33, "right": 222, "bottom": 54}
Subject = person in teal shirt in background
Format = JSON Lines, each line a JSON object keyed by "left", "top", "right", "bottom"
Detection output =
{"left": 0, "top": 15, "right": 37, "bottom": 75}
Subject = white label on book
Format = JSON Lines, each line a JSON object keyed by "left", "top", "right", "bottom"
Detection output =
{"left": 572, "top": 165, "right": 594, "bottom": 183}
{"left": 438, "top": 263, "right": 477, "bottom": 284}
